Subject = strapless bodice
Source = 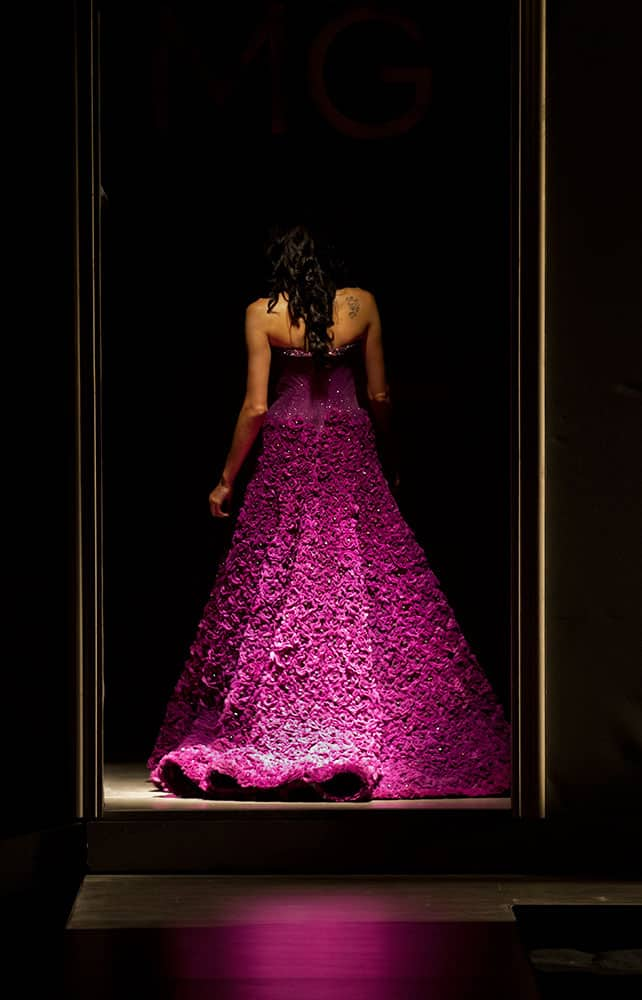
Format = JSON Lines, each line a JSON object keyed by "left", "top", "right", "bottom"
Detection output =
{"left": 267, "top": 340, "right": 366, "bottom": 425}
{"left": 271, "top": 341, "right": 361, "bottom": 359}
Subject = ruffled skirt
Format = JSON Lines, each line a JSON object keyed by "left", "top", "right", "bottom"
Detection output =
{"left": 147, "top": 408, "right": 511, "bottom": 802}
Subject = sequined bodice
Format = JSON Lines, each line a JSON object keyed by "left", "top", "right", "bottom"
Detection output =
{"left": 272, "top": 342, "right": 360, "bottom": 359}
{"left": 267, "top": 341, "right": 365, "bottom": 425}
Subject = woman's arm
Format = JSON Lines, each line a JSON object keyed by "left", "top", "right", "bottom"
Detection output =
{"left": 209, "top": 302, "right": 271, "bottom": 518}
{"left": 362, "top": 293, "right": 401, "bottom": 491}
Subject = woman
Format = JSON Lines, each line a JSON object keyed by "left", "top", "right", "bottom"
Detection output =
{"left": 147, "top": 223, "right": 511, "bottom": 802}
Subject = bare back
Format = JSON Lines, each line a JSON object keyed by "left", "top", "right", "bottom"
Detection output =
{"left": 242, "top": 287, "right": 390, "bottom": 413}
{"left": 259, "top": 288, "right": 371, "bottom": 351}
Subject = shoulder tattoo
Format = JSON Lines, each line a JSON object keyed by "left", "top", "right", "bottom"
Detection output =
{"left": 346, "top": 295, "right": 360, "bottom": 319}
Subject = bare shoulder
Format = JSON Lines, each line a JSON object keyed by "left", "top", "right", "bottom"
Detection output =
{"left": 246, "top": 296, "right": 271, "bottom": 318}
{"left": 246, "top": 295, "right": 286, "bottom": 323}
{"left": 245, "top": 297, "right": 276, "bottom": 332}
{"left": 336, "top": 286, "right": 375, "bottom": 303}
{"left": 335, "top": 286, "right": 377, "bottom": 316}
{"left": 242, "top": 299, "right": 275, "bottom": 353}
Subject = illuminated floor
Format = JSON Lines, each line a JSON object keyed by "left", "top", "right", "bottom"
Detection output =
{"left": 68, "top": 873, "right": 642, "bottom": 928}
{"left": 63, "top": 875, "right": 642, "bottom": 998}
{"left": 104, "top": 761, "right": 512, "bottom": 811}
{"left": 72, "top": 766, "right": 640, "bottom": 997}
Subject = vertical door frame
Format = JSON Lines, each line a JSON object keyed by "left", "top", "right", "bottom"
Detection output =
{"left": 73, "top": 0, "right": 103, "bottom": 820}
{"left": 509, "top": 0, "right": 547, "bottom": 818}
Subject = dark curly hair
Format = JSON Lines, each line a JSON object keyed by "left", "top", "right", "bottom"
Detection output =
{"left": 265, "top": 223, "right": 348, "bottom": 364}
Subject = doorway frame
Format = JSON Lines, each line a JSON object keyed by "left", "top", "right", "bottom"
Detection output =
{"left": 72, "top": 0, "right": 547, "bottom": 822}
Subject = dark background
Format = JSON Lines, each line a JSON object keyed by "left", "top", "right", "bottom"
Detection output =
{"left": 100, "top": 0, "right": 514, "bottom": 763}
{"left": 2, "top": 0, "right": 640, "bottom": 872}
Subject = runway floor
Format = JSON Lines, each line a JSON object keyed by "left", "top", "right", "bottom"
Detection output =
{"left": 58, "top": 873, "right": 642, "bottom": 998}
{"left": 7, "top": 764, "right": 638, "bottom": 999}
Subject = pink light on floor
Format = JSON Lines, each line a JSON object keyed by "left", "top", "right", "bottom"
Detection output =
{"left": 159, "top": 895, "right": 517, "bottom": 998}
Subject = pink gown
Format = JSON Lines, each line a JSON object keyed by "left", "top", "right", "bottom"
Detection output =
{"left": 147, "top": 342, "right": 512, "bottom": 801}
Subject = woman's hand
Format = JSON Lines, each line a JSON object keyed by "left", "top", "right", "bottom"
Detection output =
{"left": 209, "top": 481, "right": 233, "bottom": 518}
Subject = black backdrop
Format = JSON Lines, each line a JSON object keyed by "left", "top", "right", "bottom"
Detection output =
{"left": 101, "top": 0, "right": 513, "bottom": 762}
